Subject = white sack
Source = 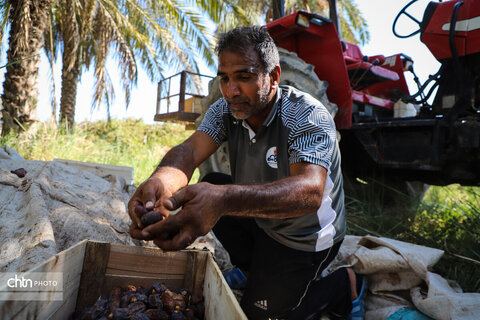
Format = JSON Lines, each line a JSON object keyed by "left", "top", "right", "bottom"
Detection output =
{"left": 325, "top": 235, "right": 480, "bottom": 319}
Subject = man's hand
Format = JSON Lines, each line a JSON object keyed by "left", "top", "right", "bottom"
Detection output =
{"left": 127, "top": 132, "right": 219, "bottom": 243}
{"left": 141, "top": 182, "right": 226, "bottom": 251}
{"left": 128, "top": 176, "right": 173, "bottom": 240}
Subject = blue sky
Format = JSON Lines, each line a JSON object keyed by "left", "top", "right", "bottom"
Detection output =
{"left": 3, "top": 0, "right": 442, "bottom": 124}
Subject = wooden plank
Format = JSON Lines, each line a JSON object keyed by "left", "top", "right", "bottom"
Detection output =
{"left": 193, "top": 252, "right": 208, "bottom": 299}
{"left": 106, "top": 244, "right": 188, "bottom": 277}
{"left": 43, "top": 272, "right": 82, "bottom": 320}
{"left": 183, "top": 251, "right": 197, "bottom": 292}
{"left": 184, "top": 97, "right": 203, "bottom": 113}
{"left": 183, "top": 250, "right": 208, "bottom": 299}
{"left": 185, "top": 123, "right": 197, "bottom": 130}
{"left": 154, "top": 111, "right": 201, "bottom": 122}
{"left": 104, "top": 268, "right": 186, "bottom": 279}
{"left": 75, "top": 241, "right": 111, "bottom": 310}
{"left": 53, "top": 158, "right": 134, "bottom": 185}
{"left": 204, "top": 255, "right": 247, "bottom": 320}
{"left": 0, "top": 240, "right": 87, "bottom": 320}
{"left": 109, "top": 243, "right": 187, "bottom": 258}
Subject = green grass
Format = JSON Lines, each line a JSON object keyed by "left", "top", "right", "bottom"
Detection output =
{"left": 0, "top": 119, "right": 197, "bottom": 185}
{"left": 2, "top": 120, "right": 479, "bottom": 292}
{"left": 413, "top": 185, "right": 480, "bottom": 292}
{"left": 345, "top": 178, "right": 480, "bottom": 293}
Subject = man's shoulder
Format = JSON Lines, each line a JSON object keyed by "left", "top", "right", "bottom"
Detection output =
{"left": 209, "top": 97, "right": 229, "bottom": 112}
{"left": 279, "top": 85, "right": 323, "bottom": 108}
{"left": 278, "top": 85, "right": 332, "bottom": 122}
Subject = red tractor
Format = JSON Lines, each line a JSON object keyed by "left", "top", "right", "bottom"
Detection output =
{"left": 265, "top": 0, "right": 480, "bottom": 187}
{"left": 156, "top": 0, "right": 480, "bottom": 189}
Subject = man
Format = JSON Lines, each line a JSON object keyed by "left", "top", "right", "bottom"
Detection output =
{"left": 129, "top": 26, "right": 364, "bottom": 319}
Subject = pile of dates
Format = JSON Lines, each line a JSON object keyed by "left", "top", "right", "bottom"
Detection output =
{"left": 71, "top": 282, "right": 205, "bottom": 320}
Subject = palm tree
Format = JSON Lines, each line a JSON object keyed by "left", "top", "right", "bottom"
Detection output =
{"left": 218, "top": 0, "right": 369, "bottom": 45}
{"left": 0, "top": 0, "right": 365, "bottom": 132}
{"left": 282, "top": 0, "right": 369, "bottom": 45}
{"left": 45, "top": 0, "right": 254, "bottom": 128}
{"left": 45, "top": 0, "right": 145, "bottom": 129}
{"left": 0, "top": 0, "right": 53, "bottom": 135}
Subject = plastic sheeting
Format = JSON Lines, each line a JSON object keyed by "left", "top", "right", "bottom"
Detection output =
{"left": 0, "top": 146, "right": 138, "bottom": 276}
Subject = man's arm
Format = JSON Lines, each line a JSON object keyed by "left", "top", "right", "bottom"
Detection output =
{"left": 151, "top": 130, "right": 219, "bottom": 193}
{"left": 143, "top": 162, "right": 327, "bottom": 250}
{"left": 128, "top": 131, "right": 218, "bottom": 238}
{"left": 176, "top": 162, "right": 326, "bottom": 218}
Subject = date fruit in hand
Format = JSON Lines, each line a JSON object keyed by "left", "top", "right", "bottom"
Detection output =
{"left": 140, "top": 210, "right": 164, "bottom": 227}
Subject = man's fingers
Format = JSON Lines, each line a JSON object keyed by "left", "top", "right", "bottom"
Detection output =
{"left": 154, "top": 230, "right": 193, "bottom": 251}
{"left": 133, "top": 205, "right": 148, "bottom": 228}
{"left": 141, "top": 214, "right": 181, "bottom": 240}
{"left": 130, "top": 222, "right": 153, "bottom": 240}
{"left": 165, "top": 187, "right": 188, "bottom": 210}
{"left": 128, "top": 200, "right": 143, "bottom": 228}
{"left": 141, "top": 179, "right": 159, "bottom": 210}
{"left": 134, "top": 205, "right": 148, "bottom": 215}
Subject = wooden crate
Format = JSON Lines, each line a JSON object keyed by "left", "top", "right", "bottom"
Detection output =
{"left": 0, "top": 240, "right": 246, "bottom": 320}
{"left": 53, "top": 159, "right": 134, "bottom": 185}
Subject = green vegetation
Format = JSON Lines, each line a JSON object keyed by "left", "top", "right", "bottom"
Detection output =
{"left": 2, "top": 119, "right": 478, "bottom": 292}
{"left": 0, "top": 119, "right": 197, "bottom": 185}
{"left": 347, "top": 181, "right": 480, "bottom": 293}
{"left": 414, "top": 185, "right": 480, "bottom": 292}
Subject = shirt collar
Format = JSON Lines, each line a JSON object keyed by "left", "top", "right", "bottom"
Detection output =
{"left": 263, "top": 87, "right": 282, "bottom": 127}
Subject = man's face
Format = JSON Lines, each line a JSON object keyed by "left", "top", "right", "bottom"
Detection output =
{"left": 217, "top": 47, "right": 273, "bottom": 122}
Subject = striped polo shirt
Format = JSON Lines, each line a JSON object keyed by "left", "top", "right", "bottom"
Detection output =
{"left": 198, "top": 85, "right": 346, "bottom": 252}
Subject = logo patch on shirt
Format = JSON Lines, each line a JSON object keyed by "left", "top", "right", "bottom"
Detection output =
{"left": 254, "top": 299, "right": 268, "bottom": 310}
{"left": 266, "top": 146, "right": 278, "bottom": 169}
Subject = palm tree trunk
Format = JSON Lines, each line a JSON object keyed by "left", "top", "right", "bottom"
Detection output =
{"left": 1, "top": 0, "right": 52, "bottom": 135}
{"left": 59, "top": 0, "right": 80, "bottom": 130}
{"left": 59, "top": 60, "right": 79, "bottom": 130}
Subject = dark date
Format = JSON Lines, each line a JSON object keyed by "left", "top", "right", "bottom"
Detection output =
{"left": 140, "top": 210, "right": 164, "bottom": 227}
{"left": 72, "top": 282, "right": 204, "bottom": 320}
{"left": 10, "top": 168, "right": 26, "bottom": 178}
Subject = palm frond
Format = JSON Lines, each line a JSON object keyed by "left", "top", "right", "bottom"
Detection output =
{"left": 150, "top": 0, "right": 216, "bottom": 70}
{"left": 340, "top": 0, "right": 369, "bottom": 45}
{"left": 0, "top": 2, "right": 11, "bottom": 51}
{"left": 94, "top": 1, "right": 137, "bottom": 108}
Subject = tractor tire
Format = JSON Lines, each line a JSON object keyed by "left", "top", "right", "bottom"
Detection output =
{"left": 197, "top": 77, "right": 231, "bottom": 180}
{"left": 277, "top": 48, "right": 338, "bottom": 117}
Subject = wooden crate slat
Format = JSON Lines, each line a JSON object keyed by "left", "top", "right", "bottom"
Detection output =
{"left": 109, "top": 244, "right": 189, "bottom": 259}
{"left": 183, "top": 250, "right": 209, "bottom": 299}
{"left": 0, "top": 240, "right": 87, "bottom": 320}
{"left": 75, "top": 241, "right": 111, "bottom": 310}
{"left": 104, "top": 268, "right": 185, "bottom": 278}
{"left": 204, "top": 255, "right": 247, "bottom": 320}
{"left": 41, "top": 272, "right": 82, "bottom": 320}
{"left": 106, "top": 245, "right": 188, "bottom": 275}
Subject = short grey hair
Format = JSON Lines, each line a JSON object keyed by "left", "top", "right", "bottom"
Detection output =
{"left": 215, "top": 26, "right": 279, "bottom": 74}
